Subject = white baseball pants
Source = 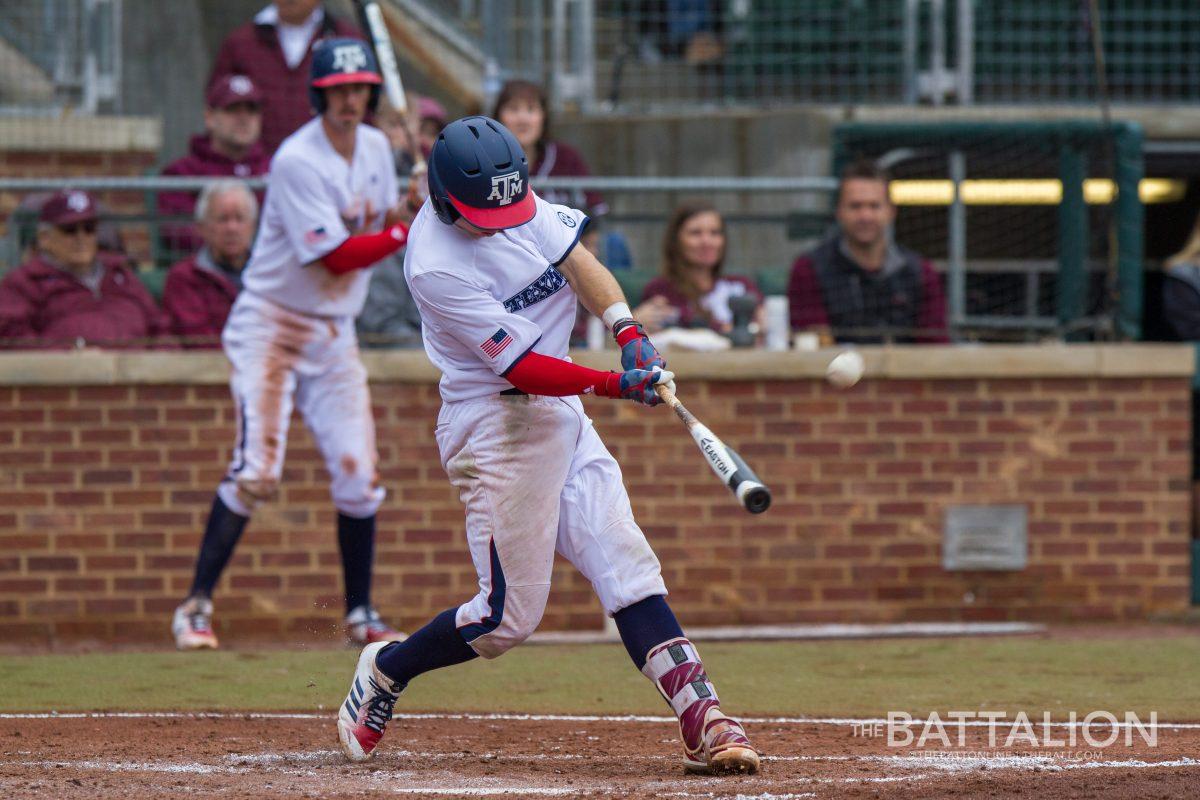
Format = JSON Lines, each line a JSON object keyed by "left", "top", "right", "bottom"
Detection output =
{"left": 436, "top": 393, "right": 667, "bottom": 659}
{"left": 217, "top": 291, "right": 385, "bottom": 519}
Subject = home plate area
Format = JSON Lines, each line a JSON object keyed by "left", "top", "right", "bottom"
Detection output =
{"left": 1, "top": 713, "right": 1198, "bottom": 798}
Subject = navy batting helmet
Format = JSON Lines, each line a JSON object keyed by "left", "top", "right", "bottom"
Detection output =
{"left": 427, "top": 116, "right": 535, "bottom": 230}
{"left": 309, "top": 38, "right": 382, "bottom": 114}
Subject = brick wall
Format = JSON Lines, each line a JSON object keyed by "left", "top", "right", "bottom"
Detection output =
{"left": 0, "top": 348, "right": 1192, "bottom": 645}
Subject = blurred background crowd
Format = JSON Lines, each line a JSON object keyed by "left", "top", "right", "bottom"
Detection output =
{"left": 1, "top": 0, "right": 1199, "bottom": 353}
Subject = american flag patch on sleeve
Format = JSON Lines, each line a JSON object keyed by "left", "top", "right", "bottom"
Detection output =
{"left": 480, "top": 328, "right": 514, "bottom": 359}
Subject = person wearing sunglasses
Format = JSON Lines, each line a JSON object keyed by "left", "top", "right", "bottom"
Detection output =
{"left": 0, "top": 189, "right": 167, "bottom": 348}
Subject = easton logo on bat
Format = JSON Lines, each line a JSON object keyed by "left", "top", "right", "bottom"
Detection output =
{"left": 699, "top": 437, "right": 735, "bottom": 479}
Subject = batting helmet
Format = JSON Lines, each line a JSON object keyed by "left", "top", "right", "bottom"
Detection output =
{"left": 309, "top": 38, "right": 382, "bottom": 114}
{"left": 427, "top": 116, "right": 535, "bottom": 230}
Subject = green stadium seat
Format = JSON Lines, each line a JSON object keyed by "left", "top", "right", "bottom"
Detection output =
{"left": 138, "top": 268, "right": 168, "bottom": 303}
{"left": 613, "top": 270, "right": 659, "bottom": 305}
{"left": 753, "top": 266, "right": 791, "bottom": 297}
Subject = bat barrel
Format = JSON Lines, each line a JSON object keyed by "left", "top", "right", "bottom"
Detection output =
{"left": 736, "top": 481, "right": 772, "bottom": 514}
{"left": 743, "top": 485, "right": 772, "bottom": 514}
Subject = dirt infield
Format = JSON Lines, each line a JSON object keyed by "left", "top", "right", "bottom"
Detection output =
{"left": 1, "top": 712, "right": 1197, "bottom": 798}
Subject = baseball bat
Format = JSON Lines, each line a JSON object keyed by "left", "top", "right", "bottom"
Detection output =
{"left": 354, "top": 0, "right": 426, "bottom": 170}
{"left": 655, "top": 384, "right": 772, "bottom": 514}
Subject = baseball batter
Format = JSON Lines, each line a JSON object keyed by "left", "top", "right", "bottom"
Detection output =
{"left": 172, "top": 38, "right": 417, "bottom": 650}
{"left": 336, "top": 116, "right": 759, "bottom": 775}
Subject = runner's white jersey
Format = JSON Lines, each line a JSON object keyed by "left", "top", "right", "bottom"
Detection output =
{"left": 404, "top": 194, "right": 589, "bottom": 403}
{"left": 242, "top": 117, "right": 399, "bottom": 317}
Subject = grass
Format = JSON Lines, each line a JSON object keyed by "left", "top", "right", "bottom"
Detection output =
{"left": 2, "top": 637, "right": 1199, "bottom": 719}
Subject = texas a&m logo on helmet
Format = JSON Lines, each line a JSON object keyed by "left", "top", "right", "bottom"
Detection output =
{"left": 331, "top": 44, "right": 369, "bottom": 74}
{"left": 487, "top": 172, "right": 524, "bottom": 207}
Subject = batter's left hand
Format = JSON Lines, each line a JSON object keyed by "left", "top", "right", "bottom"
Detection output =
{"left": 614, "top": 319, "right": 666, "bottom": 372}
{"left": 618, "top": 366, "right": 675, "bottom": 406}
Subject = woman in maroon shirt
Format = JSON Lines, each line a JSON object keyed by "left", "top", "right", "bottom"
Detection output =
{"left": 491, "top": 80, "right": 607, "bottom": 215}
{"left": 639, "top": 201, "right": 762, "bottom": 334}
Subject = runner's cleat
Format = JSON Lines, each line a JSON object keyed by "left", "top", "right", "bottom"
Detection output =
{"left": 337, "top": 641, "right": 404, "bottom": 762}
{"left": 171, "top": 596, "right": 218, "bottom": 651}
{"left": 345, "top": 605, "right": 408, "bottom": 645}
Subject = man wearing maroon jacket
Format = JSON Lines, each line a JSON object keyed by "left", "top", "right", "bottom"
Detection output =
{"left": 0, "top": 190, "right": 167, "bottom": 348}
{"left": 162, "top": 181, "right": 257, "bottom": 347}
{"left": 208, "top": 0, "right": 361, "bottom": 155}
{"left": 158, "top": 75, "right": 270, "bottom": 255}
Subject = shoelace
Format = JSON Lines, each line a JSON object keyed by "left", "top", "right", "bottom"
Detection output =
{"left": 189, "top": 613, "right": 211, "bottom": 633}
{"left": 362, "top": 676, "right": 398, "bottom": 734}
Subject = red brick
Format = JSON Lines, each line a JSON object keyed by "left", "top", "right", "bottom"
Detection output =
{"left": 82, "top": 469, "right": 134, "bottom": 485}
{"left": 0, "top": 578, "right": 49, "bottom": 593}
{"left": 27, "top": 556, "right": 80, "bottom": 572}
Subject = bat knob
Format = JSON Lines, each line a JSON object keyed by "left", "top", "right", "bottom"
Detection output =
{"left": 743, "top": 486, "right": 772, "bottom": 514}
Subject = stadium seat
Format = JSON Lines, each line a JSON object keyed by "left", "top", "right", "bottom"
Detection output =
{"left": 613, "top": 269, "right": 658, "bottom": 305}
{"left": 138, "top": 267, "right": 168, "bottom": 302}
{"left": 753, "top": 266, "right": 791, "bottom": 297}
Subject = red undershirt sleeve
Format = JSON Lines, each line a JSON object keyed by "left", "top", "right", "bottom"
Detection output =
{"left": 320, "top": 223, "right": 409, "bottom": 274}
{"left": 503, "top": 351, "right": 621, "bottom": 398}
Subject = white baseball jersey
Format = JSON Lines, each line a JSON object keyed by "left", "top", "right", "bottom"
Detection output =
{"left": 404, "top": 194, "right": 589, "bottom": 402}
{"left": 243, "top": 116, "right": 399, "bottom": 317}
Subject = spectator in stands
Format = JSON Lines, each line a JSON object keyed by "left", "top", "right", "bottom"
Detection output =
{"left": 788, "top": 159, "right": 948, "bottom": 344}
{"left": 416, "top": 95, "right": 448, "bottom": 158}
{"left": 158, "top": 75, "right": 270, "bottom": 256}
{"left": 492, "top": 80, "right": 607, "bottom": 215}
{"left": 373, "top": 96, "right": 421, "bottom": 176}
{"left": 1162, "top": 215, "right": 1200, "bottom": 340}
{"left": 0, "top": 190, "right": 166, "bottom": 348}
{"left": 208, "top": 0, "right": 361, "bottom": 155}
{"left": 162, "top": 181, "right": 257, "bottom": 347}
{"left": 1160, "top": 214, "right": 1200, "bottom": 542}
{"left": 639, "top": 201, "right": 761, "bottom": 334}
{"left": 356, "top": 255, "right": 423, "bottom": 349}
{"left": 357, "top": 169, "right": 426, "bottom": 349}
{"left": 7, "top": 191, "right": 130, "bottom": 265}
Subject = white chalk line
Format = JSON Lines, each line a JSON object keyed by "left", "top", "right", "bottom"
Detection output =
{"left": 10, "top": 749, "right": 1197, "bottom": 786}
{"left": 3, "top": 710, "right": 1199, "bottom": 729}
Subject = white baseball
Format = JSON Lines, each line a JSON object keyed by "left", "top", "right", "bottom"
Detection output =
{"left": 825, "top": 350, "right": 865, "bottom": 388}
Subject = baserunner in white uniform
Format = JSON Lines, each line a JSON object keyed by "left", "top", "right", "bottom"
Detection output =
{"left": 336, "top": 116, "right": 759, "bottom": 776}
{"left": 172, "top": 38, "right": 418, "bottom": 650}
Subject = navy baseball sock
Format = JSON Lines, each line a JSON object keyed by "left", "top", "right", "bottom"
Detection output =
{"left": 337, "top": 513, "right": 375, "bottom": 614}
{"left": 375, "top": 608, "right": 478, "bottom": 685}
{"left": 188, "top": 494, "right": 249, "bottom": 598}
{"left": 614, "top": 595, "right": 685, "bottom": 670}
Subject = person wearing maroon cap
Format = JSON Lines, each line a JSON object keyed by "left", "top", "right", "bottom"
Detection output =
{"left": 158, "top": 74, "right": 270, "bottom": 257}
{"left": 162, "top": 180, "right": 257, "bottom": 347}
{"left": 208, "top": 0, "right": 361, "bottom": 155}
{"left": 0, "top": 190, "right": 168, "bottom": 348}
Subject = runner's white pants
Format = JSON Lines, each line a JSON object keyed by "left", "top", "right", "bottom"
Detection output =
{"left": 216, "top": 291, "right": 385, "bottom": 519}
{"left": 436, "top": 393, "right": 667, "bottom": 658}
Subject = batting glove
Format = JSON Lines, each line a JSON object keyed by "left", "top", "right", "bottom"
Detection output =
{"left": 618, "top": 366, "right": 676, "bottom": 406}
{"left": 613, "top": 318, "right": 666, "bottom": 372}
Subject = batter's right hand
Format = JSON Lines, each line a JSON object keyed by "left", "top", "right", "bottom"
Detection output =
{"left": 618, "top": 366, "right": 676, "bottom": 406}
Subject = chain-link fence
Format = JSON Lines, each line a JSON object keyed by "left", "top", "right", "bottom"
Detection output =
{"left": 423, "top": 1, "right": 1200, "bottom": 112}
